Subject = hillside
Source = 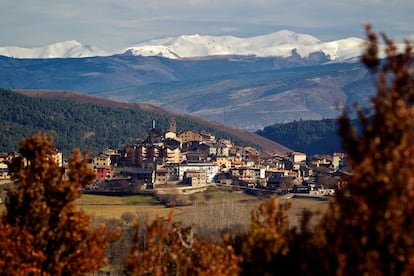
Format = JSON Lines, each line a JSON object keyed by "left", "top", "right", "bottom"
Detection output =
{"left": 255, "top": 118, "right": 360, "bottom": 155}
{"left": 0, "top": 89, "right": 289, "bottom": 155}
{"left": 0, "top": 52, "right": 375, "bottom": 131}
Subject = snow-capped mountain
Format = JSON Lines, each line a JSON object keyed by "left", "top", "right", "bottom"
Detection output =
{"left": 0, "top": 30, "right": 366, "bottom": 61}
{"left": 0, "top": 40, "right": 108, "bottom": 58}
{"left": 125, "top": 30, "right": 365, "bottom": 61}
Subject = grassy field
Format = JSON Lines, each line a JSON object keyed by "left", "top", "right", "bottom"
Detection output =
{"left": 77, "top": 194, "right": 172, "bottom": 219}
{"left": 0, "top": 188, "right": 331, "bottom": 228}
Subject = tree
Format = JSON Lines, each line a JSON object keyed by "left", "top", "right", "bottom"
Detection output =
{"left": 279, "top": 176, "right": 294, "bottom": 192}
{"left": 0, "top": 133, "right": 118, "bottom": 275}
{"left": 232, "top": 25, "right": 414, "bottom": 275}
{"left": 125, "top": 213, "right": 240, "bottom": 275}
{"left": 311, "top": 24, "right": 414, "bottom": 275}
{"left": 315, "top": 173, "right": 337, "bottom": 189}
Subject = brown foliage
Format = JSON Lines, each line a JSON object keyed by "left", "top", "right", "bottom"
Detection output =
{"left": 0, "top": 133, "right": 119, "bottom": 275}
{"left": 312, "top": 24, "right": 414, "bottom": 275}
{"left": 233, "top": 198, "right": 292, "bottom": 274}
{"left": 232, "top": 25, "right": 414, "bottom": 275}
{"left": 125, "top": 212, "right": 240, "bottom": 275}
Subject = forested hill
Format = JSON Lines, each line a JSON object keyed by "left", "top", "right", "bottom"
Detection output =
{"left": 255, "top": 119, "right": 348, "bottom": 155}
{"left": 0, "top": 88, "right": 289, "bottom": 155}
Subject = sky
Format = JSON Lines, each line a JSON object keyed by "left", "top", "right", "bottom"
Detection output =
{"left": 1, "top": 0, "right": 413, "bottom": 51}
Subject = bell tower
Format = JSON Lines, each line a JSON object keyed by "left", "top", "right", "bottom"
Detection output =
{"left": 169, "top": 116, "right": 176, "bottom": 133}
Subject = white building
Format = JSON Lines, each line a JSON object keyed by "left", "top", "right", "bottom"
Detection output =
{"left": 178, "top": 162, "right": 218, "bottom": 183}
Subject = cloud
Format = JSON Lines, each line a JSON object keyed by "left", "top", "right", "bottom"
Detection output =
{"left": 1, "top": 0, "right": 413, "bottom": 50}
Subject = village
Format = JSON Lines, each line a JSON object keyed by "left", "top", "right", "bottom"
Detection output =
{"left": 0, "top": 118, "right": 346, "bottom": 199}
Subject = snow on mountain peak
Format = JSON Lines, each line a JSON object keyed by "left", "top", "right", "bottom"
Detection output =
{"left": 0, "top": 30, "right": 366, "bottom": 61}
{"left": 125, "top": 30, "right": 361, "bottom": 61}
{"left": 0, "top": 40, "right": 108, "bottom": 58}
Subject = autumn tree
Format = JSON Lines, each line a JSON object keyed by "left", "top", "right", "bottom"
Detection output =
{"left": 125, "top": 212, "right": 240, "bottom": 275}
{"left": 0, "top": 133, "right": 118, "bottom": 275}
{"left": 309, "top": 24, "right": 414, "bottom": 275}
{"left": 231, "top": 25, "right": 414, "bottom": 275}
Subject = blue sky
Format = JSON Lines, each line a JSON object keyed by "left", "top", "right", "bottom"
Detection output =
{"left": 1, "top": 0, "right": 413, "bottom": 50}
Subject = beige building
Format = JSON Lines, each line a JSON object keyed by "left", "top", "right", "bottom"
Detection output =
{"left": 216, "top": 156, "right": 232, "bottom": 172}
{"left": 92, "top": 155, "right": 111, "bottom": 168}
{"left": 165, "top": 146, "right": 180, "bottom": 164}
{"left": 183, "top": 170, "right": 207, "bottom": 186}
{"left": 154, "top": 167, "right": 169, "bottom": 185}
{"left": 289, "top": 152, "right": 307, "bottom": 170}
{"left": 177, "top": 130, "right": 203, "bottom": 143}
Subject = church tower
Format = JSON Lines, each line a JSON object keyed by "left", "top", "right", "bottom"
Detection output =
{"left": 169, "top": 117, "right": 176, "bottom": 133}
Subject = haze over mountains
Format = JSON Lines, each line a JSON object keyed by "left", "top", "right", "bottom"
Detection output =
{"left": 0, "top": 30, "right": 377, "bottom": 131}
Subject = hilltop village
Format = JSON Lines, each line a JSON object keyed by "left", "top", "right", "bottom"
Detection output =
{"left": 0, "top": 118, "right": 346, "bottom": 197}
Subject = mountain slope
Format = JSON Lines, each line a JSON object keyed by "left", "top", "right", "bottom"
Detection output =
{"left": 0, "top": 53, "right": 374, "bottom": 130}
{"left": 99, "top": 62, "right": 373, "bottom": 131}
{"left": 256, "top": 119, "right": 342, "bottom": 155}
{"left": 2, "top": 89, "right": 290, "bottom": 154}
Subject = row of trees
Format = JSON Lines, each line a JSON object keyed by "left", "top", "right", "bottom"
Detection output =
{"left": 0, "top": 25, "right": 413, "bottom": 274}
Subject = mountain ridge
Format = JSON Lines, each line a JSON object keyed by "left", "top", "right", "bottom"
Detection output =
{"left": 0, "top": 30, "right": 364, "bottom": 61}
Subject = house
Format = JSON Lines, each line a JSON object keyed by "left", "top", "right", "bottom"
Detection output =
{"left": 154, "top": 167, "right": 169, "bottom": 185}
{"left": 183, "top": 170, "right": 207, "bottom": 186}
{"left": 92, "top": 154, "right": 113, "bottom": 179}
{"left": 122, "top": 144, "right": 146, "bottom": 167}
{"left": 266, "top": 171, "right": 288, "bottom": 186}
{"left": 163, "top": 138, "right": 181, "bottom": 164}
{"left": 230, "top": 166, "right": 265, "bottom": 187}
{"left": 289, "top": 151, "right": 307, "bottom": 163}
{"left": 200, "top": 131, "right": 215, "bottom": 142}
{"left": 95, "top": 166, "right": 113, "bottom": 179}
{"left": 216, "top": 142, "right": 230, "bottom": 157}
{"left": 230, "top": 146, "right": 248, "bottom": 160}
{"left": 215, "top": 156, "right": 232, "bottom": 172}
{"left": 288, "top": 152, "right": 307, "bottom": 170}
{"left": 177, "top": 130, "right": 203, "bottom": 143}
{"left": 332, "top": 152, "right": 345, "bottom": 170}
{"left": 178, "top": 161, "right": 218, "bottom": 183}
{"left": 245, "top": 147, "right": 261, "bottom": 164}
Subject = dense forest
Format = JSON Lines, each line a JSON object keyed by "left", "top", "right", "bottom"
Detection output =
{"left": 0, "top": 88, "right": 253, "bottom": 155}
{"left": 256, "top": 118, "right": 351, "bottom": 155}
